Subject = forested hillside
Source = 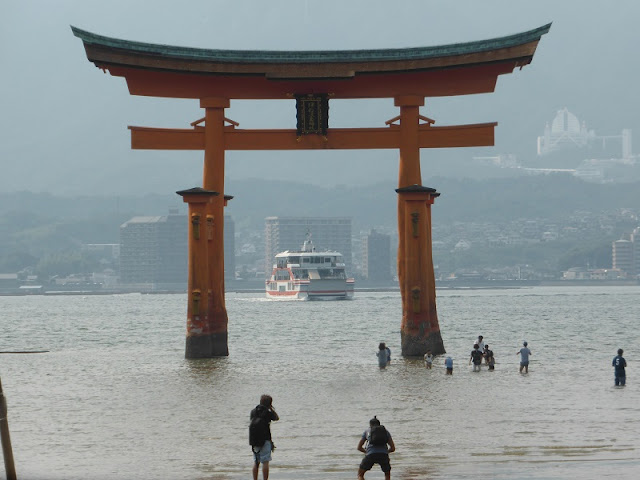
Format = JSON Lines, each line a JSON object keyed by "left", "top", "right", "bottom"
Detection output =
{"left": 0, "top": 174, "right": 638, "bottom": 273}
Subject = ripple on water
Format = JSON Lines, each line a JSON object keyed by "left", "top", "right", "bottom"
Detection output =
{"left": 1, "top": 287, "right": 639, "bottom": 479}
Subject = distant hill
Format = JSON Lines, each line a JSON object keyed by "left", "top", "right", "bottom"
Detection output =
{"left": 1, "top": 174, "right": 638, "bottom": 233}
{"left": 230, "top": 174, "right": 640, "bottom": 227}
{"left": 1, "top": 174, "right": 637, "bottom": 273}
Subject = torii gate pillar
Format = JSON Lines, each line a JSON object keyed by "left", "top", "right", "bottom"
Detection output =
{"left": 200, "top": 98, "right": 230, "bottom": 357}
{"left": 395, "top": 96, "right": 444, "bottom": 355}
{"left": 397, "top": 185, "right": 443, "bottom": 356}
{"left": 177, "top": 187, "right": 221, "bottom": 358}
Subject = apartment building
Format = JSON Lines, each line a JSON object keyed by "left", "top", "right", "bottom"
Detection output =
{"left": 361, "top": 229, "right": 392, "bottom": 283}
{"left": 120, "top": 212, "right": 235, "bottom": 286}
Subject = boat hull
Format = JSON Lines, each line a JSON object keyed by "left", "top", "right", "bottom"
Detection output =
{"left": 265, "top": 279, "right": 354, "bottom": 301}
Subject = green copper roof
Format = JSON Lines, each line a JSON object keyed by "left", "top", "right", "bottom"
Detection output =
{"left": 71, "top": 24, "right": 551, "bottom": 64}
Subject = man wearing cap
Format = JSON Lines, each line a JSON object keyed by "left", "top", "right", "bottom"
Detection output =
{"left": 517, "top": 341, "right": 532, "bottom": 373}
{"left": 356, "top": 416, "right": 396, "bottom": 480}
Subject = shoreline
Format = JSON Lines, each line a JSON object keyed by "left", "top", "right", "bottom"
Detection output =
{"left": 1, "top": 279, "right": 638, "bottom": 296}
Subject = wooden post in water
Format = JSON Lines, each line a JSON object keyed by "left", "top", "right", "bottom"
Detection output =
{"left": 0, "top": 377, "right": 17, "bottom": 480}
{"left": 177, "top": 187, "right": 219, "bottom": 359}
{"left": 396, "top": 185, "right": 444, "bottom": 356}
{"left": 201, "top": 98, "right": 231, "bottom": 357}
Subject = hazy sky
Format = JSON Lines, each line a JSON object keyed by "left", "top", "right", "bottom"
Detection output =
{"left": 2, "top": 1, "right": 639, "bottom": 195}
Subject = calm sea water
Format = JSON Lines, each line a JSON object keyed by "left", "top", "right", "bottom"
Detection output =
{"left": 1, "top": 286, "right": 639, "bottom": 480}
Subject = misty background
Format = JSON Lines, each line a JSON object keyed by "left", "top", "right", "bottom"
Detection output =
{"left": 1, "top": 1, "right": 639, "bottom": 281}
{"left": 2, "top": 0, "right": 639, "bottom": 195}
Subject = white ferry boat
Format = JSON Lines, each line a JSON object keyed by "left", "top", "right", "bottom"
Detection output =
{"left": 266, "top": 237, "right": 355, "bottom": 300}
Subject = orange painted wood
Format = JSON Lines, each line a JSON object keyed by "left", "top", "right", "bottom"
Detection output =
{"left": 110, "top": 63, "right": 513, "bottom": 100}
{"left": 181, "top": 198, "right": 213, "bottom": 335}
{"left": 129, "top": 123, "right": 496, "bottom": 151}
{"left": 202, "top": 106, "right": 229, "bottom": 338}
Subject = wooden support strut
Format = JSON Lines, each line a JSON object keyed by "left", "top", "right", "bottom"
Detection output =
{"left": 128, "top": 123, "right": 496, "bottom": 151}
{"left": 394, "top": 96, "right": 445, "bottom": 356}
{"left": 0, "top": 377, "right": 17, "bottom": 480}
{"left": 177, "top": 188, "right": 219, "bottom": 358}
{"left": 201, "top": 98, "right": 229, "bottom": 357}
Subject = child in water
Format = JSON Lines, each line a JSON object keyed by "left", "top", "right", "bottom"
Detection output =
{"left": 487, "top": 351, "right": 495, "bottom": 371}
{"left": 444, "top": 356, "right": 453, "bottom": 375}
{"left": 424, "top": 351, "right": 433, "bottom": 369}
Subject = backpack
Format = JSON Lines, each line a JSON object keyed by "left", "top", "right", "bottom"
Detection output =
{"left": 369, "top": 425, "right": 388, "bottom": 446}
{"left": 249, "top": 411, "right": 269, "bottom": 448}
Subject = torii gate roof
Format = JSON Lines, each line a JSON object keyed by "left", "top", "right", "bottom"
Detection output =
{"left": 72, "top": 24, "right": 550, "bottom": 99}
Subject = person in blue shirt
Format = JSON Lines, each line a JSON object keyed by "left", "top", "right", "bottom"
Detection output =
{"left": 517, "top": 341, "right": 532, "bottom": 373}
{"left": 357, "top": 416, "right": 395, "bottom": 480}
{"left": 612, "top": 348, "right": 627, "bottom": 386}
{"left": 444, "top": 356, "right": 453, "bottom": 375}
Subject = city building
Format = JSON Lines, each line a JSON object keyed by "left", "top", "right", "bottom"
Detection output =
{"left": 535, "top": 108, "right": 635, "bottom": 177}
{"left": 81, "top": 243, "right": 121, "bottom": 259}
{"left": 612, "top": 238, "right": 634, "bottom": 276}
{"left": 264, "top": 217, "right": 352, "bottom": 278}
{"left": 612, "top": 227, "right": 638, "bottom": 278}
{"left": 361, "top": 229, "right": 392, "bottom": 283}
{"left": 633, "top": 227, "right": 640, "bottom": 278}
{"left": 537, "top": 108, "right": 593, "bottom": 157}
{"left": 120, "top": 211, "right": 235, "bottom": 287}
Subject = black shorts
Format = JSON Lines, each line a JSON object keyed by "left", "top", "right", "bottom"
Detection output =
{"left": 359, "top": 453, "right": 391, "bottom": 473}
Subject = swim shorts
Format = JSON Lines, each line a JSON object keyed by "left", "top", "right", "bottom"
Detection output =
{"left": 252, "top": 440, "right": 272, "bottom": 464}
{"left": 359, "top": 453, "right": 391, "bottom": 472}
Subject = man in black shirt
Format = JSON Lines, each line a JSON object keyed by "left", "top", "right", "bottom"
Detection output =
{"left": 469, "top": 344, "right": 483, "bottom": 372}
{"left": 250, "top": 394, "right": 279, "bottom": 480}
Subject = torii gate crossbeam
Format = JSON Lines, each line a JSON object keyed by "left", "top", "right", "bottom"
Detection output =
{"left": 129, "top": 123, "right": 497, "bottom": 151}
{"left": 73, "top": 23, "right": 550, "bottom": 358}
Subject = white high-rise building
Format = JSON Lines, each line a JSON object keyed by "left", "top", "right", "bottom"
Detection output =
{"left": 537, "top": 108, "right": 593, "bottom": 156}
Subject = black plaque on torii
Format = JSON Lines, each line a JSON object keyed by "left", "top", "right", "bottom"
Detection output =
{"left": 295, "top": 94, "right": 329, "bottom": 136}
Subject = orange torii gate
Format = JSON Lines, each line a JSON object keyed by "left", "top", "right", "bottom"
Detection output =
{"left": 73, "top": 24, "right": 550, "bottom": 358}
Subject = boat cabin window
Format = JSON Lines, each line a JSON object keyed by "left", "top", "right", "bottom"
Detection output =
{"left": 276, "top": 271, "right": 290, "bottom": 281}
{"left": 302, "top": 257, "right": 310, "bottom": 264}
{"left": 277, "top": 258, "right": 287, "bottom": 268}
{"left": 292, "top": 269, "right": 309, "bottom": 280}
{"left": 318, "top": 268, "right": 346, "bottom": 280}
{"left": 288, "top": 256, "right": 301, "bottom": 265}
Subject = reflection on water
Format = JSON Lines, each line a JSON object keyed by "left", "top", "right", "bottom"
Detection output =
{"left": 0, "top": 286, "right": 639, "bottom": 479}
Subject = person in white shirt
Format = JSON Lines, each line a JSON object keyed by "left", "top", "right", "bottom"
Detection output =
{"left": 475, "top": 335, "right": 485, "bottom": 362}
{"left": 517, "top": 341, "right": 532, "bottom": 373}
{"left": 424, "top": 351, "right": 433, "bottom": 369}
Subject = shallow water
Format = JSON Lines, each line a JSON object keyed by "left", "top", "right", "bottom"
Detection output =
{"left": 1, "top": 286, "right": 638, "bottom": 479}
